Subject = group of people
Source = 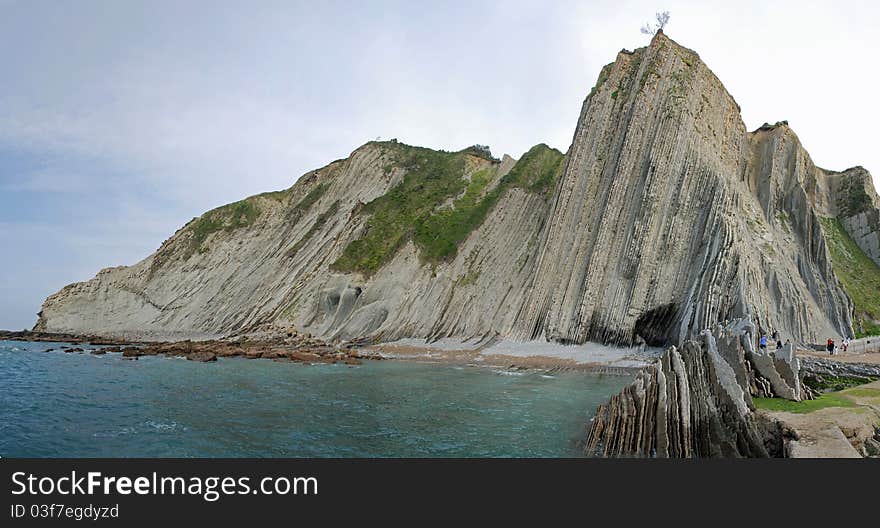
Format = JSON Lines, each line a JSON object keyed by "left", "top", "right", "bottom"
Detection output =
{"left": 757, "top": 330, "right": 788, "bottom": 351}
{"left": 826, "top": 337, "right": 850, "bottom": 355}
{"left": 757, "top": 330, "right": 853, "bottom": 356}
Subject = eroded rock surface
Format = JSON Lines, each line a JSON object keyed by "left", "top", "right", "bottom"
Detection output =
{"left": 584, "top": 318, "right": 806, "bottom": 457}
{"left": 34, "top": 32, "right": 880, "bottom": 349}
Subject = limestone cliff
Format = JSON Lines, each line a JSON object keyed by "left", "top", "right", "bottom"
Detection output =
{"left": 35, "top": 31, "right": 880, "bottom": 346}
{"left": 584, "top": 318, "right": 786, "bottom": 457}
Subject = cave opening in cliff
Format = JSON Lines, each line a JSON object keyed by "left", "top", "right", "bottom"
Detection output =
{"left": 633, "top": 303, "right": 679, "bottom": 346}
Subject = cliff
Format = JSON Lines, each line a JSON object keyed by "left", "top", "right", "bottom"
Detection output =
{"left": 584, "top": 318, "right": 800, "bottom": 457}
{"left": 584, "top": 317, "right": 880, "bottom": 458}
{"left": 34, "top": 31, "right": 880, "bottom": 347}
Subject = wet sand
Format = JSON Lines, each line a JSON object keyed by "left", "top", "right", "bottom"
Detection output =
{"left": 368, "top": 338, "right": 660, "bottom": 374}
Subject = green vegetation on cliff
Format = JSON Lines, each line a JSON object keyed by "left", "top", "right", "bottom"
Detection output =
{"left": 588, "top": 62, "right": 614, "bottom": 99}
{"left": 332, "top": 143, "right": 563, "bottom": 275}
{"left": 188, "top": 199, "right": 261, "bottom": 256}
{"left": 293, "top": 183, "right": 328, "bottom": 215}
{"left": 835, "top": 173, "right": 873, "bottom": 217}
{"left": 820, "top": 217, "right": 880, "bottom": 337}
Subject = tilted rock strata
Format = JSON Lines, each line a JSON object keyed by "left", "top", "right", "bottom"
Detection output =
{"left": 584, "top": 318, "right": 803, "bottom": 457}
{"left": 512, "top": 33, "right": 855, "bottom": 346}
{"left": 829, "top": 167, "right": 880, "bottom": 266}
{"left": 35, "top": 143, "right": 555, "bottom": 343}
{"left": 35, "top": 32, "right": 880, "bottom": 349}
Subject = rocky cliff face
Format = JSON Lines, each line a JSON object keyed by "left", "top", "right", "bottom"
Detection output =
{"left": 35, "top": 31, "right": 880, "bottom": 347}
{"left": 584, "top": 317, "right": 880, "bottom": 458}
{"left": 584, "top": 318, "right": 789, "bottom": 457}
{"left": 828, "top": 167, "right": 880, "bottom": 266}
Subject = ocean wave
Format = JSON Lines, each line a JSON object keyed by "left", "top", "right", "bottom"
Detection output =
{"left": 144, "top": 420, "right": 183, "bottom": 432}
{"left": 93, "top": 426, "right": 137, "bottom": 438}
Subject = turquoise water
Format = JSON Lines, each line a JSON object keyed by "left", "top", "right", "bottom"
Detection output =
{"left": 0, "top": 340, "right": 631, "bottom": 457}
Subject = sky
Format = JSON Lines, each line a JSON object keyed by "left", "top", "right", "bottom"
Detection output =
{"left": 1, "top": 0, "right": 879, "bottom": 330}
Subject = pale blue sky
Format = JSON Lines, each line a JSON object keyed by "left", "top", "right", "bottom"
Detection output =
{"left": 2, "top": 0, "right": 878, "bottom": 329}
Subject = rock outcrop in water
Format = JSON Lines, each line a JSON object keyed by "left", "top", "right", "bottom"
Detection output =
{"left": 584, "top": 318, "right": 801, "bottom": 457}
{"left": 34, "top": 31, "right": 880, "bottom": 348}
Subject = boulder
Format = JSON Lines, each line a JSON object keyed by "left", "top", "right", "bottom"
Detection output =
{"left": 186, "top": 351, "right": 217, "bottom": 362}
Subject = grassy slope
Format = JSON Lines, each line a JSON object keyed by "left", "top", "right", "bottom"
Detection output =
{"left": 187, "top": 199, "right": 261, "bottom": 256}
{"left": 754, "top": 385, "right": 880, "bottom": 414}
{"left": 819, "top": 217, "right": 880, "bottom": 337}
{"left": 184, "top": 180, "right": 330, "bottom": 261}
{"left": 753, "top": 393, "right": 857, "bottom": 414}
{"left": 332, "top": 143, "right": 563, "bottom": 276}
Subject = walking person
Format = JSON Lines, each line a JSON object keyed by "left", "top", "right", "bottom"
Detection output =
{"left": 776, "top": 338, "right": 783, "bottom": 350}
{"left": 759, "top": 334, "right": 767, "bottom": 350}
{"left": 827, "top": 338, "right": 835, "bottom": 356}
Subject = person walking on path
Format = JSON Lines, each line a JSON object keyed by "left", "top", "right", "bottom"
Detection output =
{"left": 759, "top": 335, "right": 767, "bottom": 350}
{"left": 776, "top": 338, "right": 783, "bottom": 350}
{"left": 827, "top": 338, "right": 835, "bottom": 355}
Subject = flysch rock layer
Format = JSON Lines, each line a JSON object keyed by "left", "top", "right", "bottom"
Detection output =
{"left": 35, "top": 32, "right": 880, "bottom": 348}
{"left": 584, "top": 317, "right": 802, "bottom": 458}
{"left": 512, "top": 32, "right": 855, "bottom": 346}
{"left": 826, "top": 166, "right": 880, "bottom": 266}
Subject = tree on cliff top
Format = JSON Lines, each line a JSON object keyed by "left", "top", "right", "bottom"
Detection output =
{"left": 641, "top": 11, "right": 671, "bottom": 35}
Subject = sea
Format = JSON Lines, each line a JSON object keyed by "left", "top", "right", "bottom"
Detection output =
{"left": 0, "top": 340, "right": 632, "bottom": 457}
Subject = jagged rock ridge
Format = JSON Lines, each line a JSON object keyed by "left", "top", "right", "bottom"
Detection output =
{"left": 584, "top": 318, "right": 793, "bottom": 457}
{"left": 35, "top": 32, "right": 880, "bottom": 347}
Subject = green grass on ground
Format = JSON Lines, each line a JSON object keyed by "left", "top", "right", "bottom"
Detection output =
{"left": 803, "top": 374, "right": 874, "bottom": 393}
{"left": 819, "top": 217, "right": 880, "bottom": 338}
{"left": 753, "top": 392, "right": 857, "bottom": 414}
{"left": 840, "top": 387, "right": 880, "bottom": 400}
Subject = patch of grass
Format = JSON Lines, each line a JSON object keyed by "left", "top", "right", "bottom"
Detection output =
{"left": 457, "top": 269, "right": 481, "bottom": 287}
{"left": 859, "top": 320, "right": 880, "bottom": 338}
{"left": 819, "top": 217, "right": 880, "bottom": 337}
{"left": 753, "top": 393, "right": 857, "bottom": 414}
{"left": 413, "top": 143, "right": 563, "bottom": 264}
{"left": 776, "top": 211, "right": 792, "bottom": 234}
{"left": 511, "top": 144, "right": 565, "bottom": 195}
{"left": 332, "top": 143, "right": 563, "bottom": 275}
{"left": 293, "top": 183, "right": 328, "bottom": 215}
{"left": 842, "top": 387, "right": 880, "bottom": 399}
{"left": 187, "top": 199, "right": 260, "bottom": 256}
{"left": 331, "top": 146, "right": 468, "bottom": 275}
{"left": 836, "top": 175, "right": 872, "bottom": 217}
{"left": 254, "top": 188, "right": 292, "bottom": 201}
{"left": 588, "top": 62, "right": 614, "bottom": 99}
{"left": 804, "top": 374, "right": 875, "bottom": 393}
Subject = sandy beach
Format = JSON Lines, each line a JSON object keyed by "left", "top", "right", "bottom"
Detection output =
{"left": 368, "top": 338, "right": 662, "bottom": 373}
